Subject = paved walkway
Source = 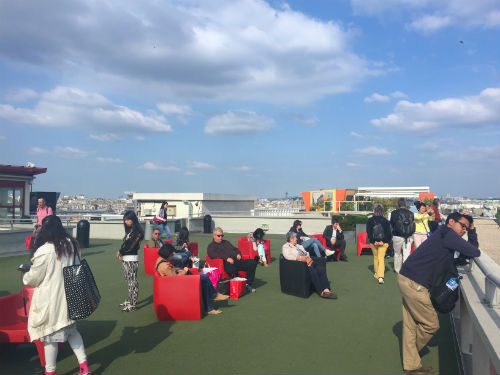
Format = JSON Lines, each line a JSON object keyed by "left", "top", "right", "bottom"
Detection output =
{"left": 474, "top": 218, "right": 500, "bottom": 265}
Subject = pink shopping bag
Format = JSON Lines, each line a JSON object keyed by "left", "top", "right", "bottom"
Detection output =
{"left": 201, "top": 267, "right": 221, "bottom": 288}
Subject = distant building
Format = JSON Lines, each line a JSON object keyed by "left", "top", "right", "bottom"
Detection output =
{"left": 0, "top": 164, "right": 47, "bottom": 219}
{"left": 301, "top": 186, "right": 434, "bottom": 212}
{"left": 133, "top": 192, "right": 257, "bottom": 218}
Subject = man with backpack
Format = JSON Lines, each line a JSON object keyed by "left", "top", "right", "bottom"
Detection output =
{"left": 390, "top": 198, "right": 415, "bottom": 273}
{"left": 366, "top": 204, "right": 392, "bottom": 284}
{"left": 397, "top": 212, "right": 480, "bottom": 374}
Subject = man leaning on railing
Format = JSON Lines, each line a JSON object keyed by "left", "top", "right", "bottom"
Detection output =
{"left": 397, "top": 212, "right": 480, "bottom": 375}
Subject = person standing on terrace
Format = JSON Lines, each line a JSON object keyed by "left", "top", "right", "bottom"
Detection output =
{"left": 33, "top": 198, "right": 53, "bottom": 234}
{"left": 116, "top": 211, "right": 144, "bottom": 312}
{"left": 207, "top": 227, "right": 258, "bottom": 294}
{"left": 23, "top": 215, "right": 90, "bottom": 375}
{"left": 398, "top": 212, "right": 480, "bottom": 374}
{"left": 366, "top": 203, "right": 392, "bottom": 284}
{"left": 429, "top": 198, "right": 442, "bottom": 233}
{"left": 154, "top": 201, "right": 170, "bottom": 240}
{"left": 289, "top": 220, "right": 334, "bottom": 258}
{"left": 413, "top": 202, "right": 435, "bottom": 249}
{"left": 390, "top": 198, "right": 415, "bottom": 274}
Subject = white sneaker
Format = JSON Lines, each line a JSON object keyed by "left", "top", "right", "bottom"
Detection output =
{"left": 374, "top": 274, "right": 378, "bottom": 279}
{"left": 119, "top": 301, "right": 130, "bottom": 307}
{"left": 325, "top": 249, "right": 336, "bottom": 257}
{"left": 378, "top": 277, "right": 384, "bottom": 284}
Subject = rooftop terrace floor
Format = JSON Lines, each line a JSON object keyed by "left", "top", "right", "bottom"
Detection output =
{"left": 0, "top": 234, "right": 461, "bottom": 375}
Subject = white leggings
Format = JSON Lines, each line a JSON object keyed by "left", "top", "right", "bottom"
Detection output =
{"left": 44, "top": 328, "right": 87, "bottom": 372}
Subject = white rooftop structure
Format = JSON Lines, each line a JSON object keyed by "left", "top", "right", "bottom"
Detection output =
{"left": 132, "top": 192, "right": 257, "bottom": 218}
{"left": 356, "top": 186, "right": 431, "bottom": 199}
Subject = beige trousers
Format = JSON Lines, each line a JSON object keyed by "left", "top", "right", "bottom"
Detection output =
{"left": 397, "top": 274, "right": 439, "bottom": 371}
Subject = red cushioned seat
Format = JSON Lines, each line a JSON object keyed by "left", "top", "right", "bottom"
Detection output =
{"left": 237, "top": 237, "right": 271, "bottom": 264}
{"left": 205, "top": 255, "right": 247, "bottom": 279}
{"left": 311, "top": 234, "right": 341, "bottom": 260}
{"left": 357, "top": 232, "right": 372, "bottom": 256}
{"left": 143, "top": 244, "right": 160, "bottom": 275}
{"left": 153, "top": 271, "right": 202, "bottom": 321}
{"left": 0, "top": 287, "right": 47, "bottom": 367}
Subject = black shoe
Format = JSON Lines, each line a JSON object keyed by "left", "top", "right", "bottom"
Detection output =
{"left": 404, "top": 366, "right": 434, "bottom": 374}
{"left": 339, "top": 256, "right": 348, "bottom": 262}
{"left": 245, "top": 285, "right": 256, "bottom": 293}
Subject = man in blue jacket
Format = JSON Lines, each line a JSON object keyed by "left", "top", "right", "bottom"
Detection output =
{"left": 398, "top": 212, "right": 480, "bottom": 374}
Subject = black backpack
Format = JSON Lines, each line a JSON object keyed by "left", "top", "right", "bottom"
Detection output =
{"left": 394, "top": 210, "right": 415, "bottom": 238}
{"left": 372, "top": 222, "right": 385, "bottom": 242}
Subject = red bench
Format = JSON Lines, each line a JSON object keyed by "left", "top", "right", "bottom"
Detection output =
{"left": 0, "top": 286, "right": 47, "bottom": 367}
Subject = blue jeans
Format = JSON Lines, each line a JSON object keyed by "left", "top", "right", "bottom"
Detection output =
{"left": 170, "top": 250, "right": 192, "bottom": 268}
{"left": 200, "top": 274, "right": 217, "bottom": 312}
{"left": 302, "top": 238, "right": 326, "bottom": 257}
{"left": 157, "top": 222, "right": 170, "bottom": 240}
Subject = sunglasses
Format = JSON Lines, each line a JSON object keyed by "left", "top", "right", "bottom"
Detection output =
{"left": 153, "top": 232, "right": 160, "bottom": 235}
{"left": 215, "top": 234, "right": 224, "bottom": 237}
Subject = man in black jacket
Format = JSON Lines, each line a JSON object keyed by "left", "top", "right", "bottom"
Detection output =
{"left": 390, "top": 198, "right": 415, "bottom": 273}
{"left": 398, "top": 212, "right": 480, "bottom": 374}
{"left": 322, "top": 218, "right": 347, "bottom": 261}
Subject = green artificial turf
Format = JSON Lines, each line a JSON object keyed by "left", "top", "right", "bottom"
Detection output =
{"left": 0, "top": 233, "right": 461, "bottom": 375}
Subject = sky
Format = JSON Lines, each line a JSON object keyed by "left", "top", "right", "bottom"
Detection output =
{"left": 0, "top": 0, "right": 499, "bottom": 199}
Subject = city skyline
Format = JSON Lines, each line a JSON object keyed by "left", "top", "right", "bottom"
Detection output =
{"left": 0, "top": 0, "right": 499, "bottom": 198}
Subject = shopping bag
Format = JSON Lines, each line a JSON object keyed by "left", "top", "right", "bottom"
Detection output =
{"left": 230, "top": 277, "right": 247, "bottom": 299}
{"left": 201, "top": 267, "right": 221, "bottom": 289}
{"left": 217, "top": 278, "right": 231, "bottom": 295}
{"left": 63, "top": 251, "right": 101, "bottom": 320}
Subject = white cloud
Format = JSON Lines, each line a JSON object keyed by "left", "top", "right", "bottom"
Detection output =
{"left": 354, "top": 146, "right": 392, "bottom": 155}
{"left": 414, "top": 142, "right": 439, "bottom": 151}
{"left": 134, "top": 135, "right": 146, "bottom": 141}
{"left": 371, "top": 88, "right": 500, "bottom": 134}
{"left": 437, "top": 145, "right": 499, "bottom": 163}
{"left": 5, "top": 88, "right": 38, "bottom": 102}
{"left": 351, "top": 0, "right": 499, "bottom": 33}
{"left": 187, "top": 161, "right": 215, "bottom": 169}
{"left": 0, "top": 134, "right": 5, "bottom": 140}
{"left": 30, "top": 145, "right": 89, "bottom": 159}
{"left": 0, "top": 1, "right": 376, "bottom": 104}
{"left": 96, "top": 157, "right": 123, "bottom": 163}
{"left": 157, "top": 103, "right": 192, "bottom": 116}
{"left": 0, "top": 86, "right": 172, "bottom": 133}
{"left": 138, "top": 162, "right": 179, "bottom": 171}
{"left": 291, "top": 113, "right": 317, "bottom": 126}
{"left": 346, "top": 162, "right": 360, "bottom": 167}
{"left": 364, "top": 93, "right": 390, "bottom": 103}
{"left": 390, "top": 91, "right": 407, "bottom": 99}
{"left": 233, "top": 166, "right": 251, "bottom": 171}
{"left": 349, "top": 131, "right": 363, "bottom": 138}
{"left": 184, "top": 171, "right": 196, "bottom": 175}
{"left": 90, "top": 133, "right": 121, "bottom": 142}
{"left": 204, "top": 110, "right": 275, "bottom": 135}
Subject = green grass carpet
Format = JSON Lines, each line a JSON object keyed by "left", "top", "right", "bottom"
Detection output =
{"left": 0, "top": 233, "right": 461, "bottom": 374}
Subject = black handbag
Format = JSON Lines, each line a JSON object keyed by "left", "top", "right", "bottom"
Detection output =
{"left": 217, "top": 278, "right": 231, "bottom": 295}
{"left": 430, "top": 261, "right": 460, "bottom": 314}
{"left": 63, "top": 250, "right": 101, "bottom": 320}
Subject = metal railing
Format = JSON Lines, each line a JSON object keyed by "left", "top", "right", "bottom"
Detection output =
{"left": 469, "top": 256, "right": 500, "bottom": 308}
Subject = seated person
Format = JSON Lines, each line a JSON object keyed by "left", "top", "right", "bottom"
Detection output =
{"left": 207, "top": 227, "right": 258, "bottom": 294}
{"left": 289, "top": 220, "right": 334, "bottom": 258}
{"left": 252, "top": 228, "right": 268, "bottom": 267}
{"left": 158, "top": 242, "right": 192, "bottom": 269}
{"left": 172, "top": 226, "right": 196, "bottom": 267}
{"left": 156, "top": 245, "right": 228, "bottom": 315}
{"left": 282, "top": 231, "right": 337, "bottom": 299}
{"left": 146, "top": 228, "right": 164, "bottom": 248}
{"left": 322, "top": 218, "right": 348, "bottom": 261}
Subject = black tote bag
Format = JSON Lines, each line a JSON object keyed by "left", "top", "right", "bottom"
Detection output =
{"left": 63, "top": 250, "right": 101, "bottom": 320}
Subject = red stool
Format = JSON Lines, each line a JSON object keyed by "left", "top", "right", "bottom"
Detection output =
{"left": 357, "top": 232, "right": 372, "bottom": 256}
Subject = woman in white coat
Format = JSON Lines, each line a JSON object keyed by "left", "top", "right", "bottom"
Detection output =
{"left": 23, "top": 215, "right": 90, "bottom": 375}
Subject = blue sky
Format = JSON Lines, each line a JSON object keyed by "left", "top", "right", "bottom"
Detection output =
{"left": 0, "top": 0, "right": 498, "bottom": 198}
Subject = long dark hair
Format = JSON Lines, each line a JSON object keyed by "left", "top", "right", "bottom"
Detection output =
{"left": 123, "top": 211, "right": 144, "bottom": 238}
{"left": 178, "top": 227, "right": 189, "bottom": 242}
{"left": 37, "top": 215, "right": 78, "bottom": 259}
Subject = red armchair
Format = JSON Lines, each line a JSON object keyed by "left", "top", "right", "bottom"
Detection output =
{"left": 0, "top": 286, "right": 48, "bottom": 367}
{"left": 237, "top": 237, "right": 271, "bottom": 264}
{"left": 153, "top": 271, "right": 202, "bottom": 321}
{"left": 143, "top": 244, "right": 160, "bottom": 275}
{"left": 205, "top": 255, "right": 246, "bottom": 279}
{"left": 311, "top": 234, "right": 341, "bottom": 261}
{"left": 357, "top": 232, "right": 372, "bottom": 256}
